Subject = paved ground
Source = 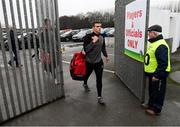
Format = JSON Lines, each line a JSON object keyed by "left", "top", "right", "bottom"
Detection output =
{"left": 1, "top": 40, "right": 180, "bottom": 126}
{"left": 1, "top": 62, "right": 180, "bottom": 126}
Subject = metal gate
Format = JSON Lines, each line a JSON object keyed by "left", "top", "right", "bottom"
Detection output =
{"left": 0, "top": 0, "right": 64, "bottom": 123}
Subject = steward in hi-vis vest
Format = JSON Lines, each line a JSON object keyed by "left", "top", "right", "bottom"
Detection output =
{"left": 142, "top": 25, "right": 171, "bottom": 116}
{"left": 144, "top": 39, "right": 171, "bottom": 74}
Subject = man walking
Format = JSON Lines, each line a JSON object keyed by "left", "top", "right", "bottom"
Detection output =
{"left": 40, "top": 18, "right": 57, "bottom": 83}
{"left": 142, "top": 25, "right": 171, "bottom": 115}
{"left": 83, "top": 21, "right": 109, "bottom": 105}
{"left": 8, "top": 28, "right": 21, "bottom": 67}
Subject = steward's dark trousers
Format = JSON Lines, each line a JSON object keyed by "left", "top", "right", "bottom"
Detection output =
{"left": 84, "top": 60, "right": 104, "bottom": 97}
{"left": 148, "top": 76, "right": 167, "bottom": 113}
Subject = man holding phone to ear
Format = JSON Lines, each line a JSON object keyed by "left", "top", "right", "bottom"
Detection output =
{"left": 83, "top": 21, "right": 109, "bottom": 105}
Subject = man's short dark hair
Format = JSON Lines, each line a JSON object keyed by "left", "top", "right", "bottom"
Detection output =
{"left": 92, "top": 21, "right": 102, "bottom": 27}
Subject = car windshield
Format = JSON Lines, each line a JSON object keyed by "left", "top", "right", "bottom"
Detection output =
{"left": 63, "top": 31, "right": 72, "bottom": 35}
{"left": 80, "top": 29, "right": 92, "bottom": 34}
{"left": 76, "top": 30, "right": 87, "bottom": 35}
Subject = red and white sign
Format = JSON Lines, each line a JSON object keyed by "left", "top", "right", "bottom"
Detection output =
{"left": 124, "top": 0, "right": 147, "bottom": 62}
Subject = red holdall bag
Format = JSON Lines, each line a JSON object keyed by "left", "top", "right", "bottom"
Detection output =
{"left": 70, "top": 52, "right": 86, "bottom": 81}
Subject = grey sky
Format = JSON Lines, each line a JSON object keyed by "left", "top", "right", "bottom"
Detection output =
{"left": 0, "top": 0, "right": 115, "bottom": 28}
{"left": 0, "top": 0, "right": 174, "bottom": 28}
{"left": 59, "top": 0, "right": 115, "bottom": 16}
{"left": 0, "top": 0, "right": 36, "bottom": 28}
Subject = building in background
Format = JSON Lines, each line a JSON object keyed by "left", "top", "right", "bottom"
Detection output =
{"left": 150, "top": 0, "right": 180, "bottom": 53}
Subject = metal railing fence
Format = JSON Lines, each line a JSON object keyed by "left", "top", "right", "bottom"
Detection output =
{"left": 0, "top": 0, "right": 64, "bottom": 123}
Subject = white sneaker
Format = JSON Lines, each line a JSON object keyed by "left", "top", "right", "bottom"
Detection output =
{"left": 97, "top": 97, "right": 105, "bottom": 105}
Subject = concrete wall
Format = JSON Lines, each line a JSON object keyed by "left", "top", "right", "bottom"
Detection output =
{"left": 115, "top": 0, "right": 146, "bottom": 102}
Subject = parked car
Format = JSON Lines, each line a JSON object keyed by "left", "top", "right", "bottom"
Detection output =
{"left": 101, "top": 27, "right": 114, "bottom": 37}
{"left": 2, "top": 33, "right": 7, "bottom": 42}
{"left": 60, "top": 30, "right": 80, "bottom": 42}
{"left": 19, "top": 32, "right": 39, "bottom": 49}
{"left": 3, "top": 38, "right": 21, "bottom": 51}
{"left": 0, "top": 32, "right": 21, "bottom": 50}
{"left": 3, "top": 32, "right": 39, "bottom": 51}
{"left": 0, "top": 34, "right": 7, "bottom": 50}
{"left": 59, "top": 30, "right": 66, "bottom": 35}
{"left": 72, "top": 29, "right": 92, "bottom": 42}
{"left": 106, "top": 28, "right": 115, "bottom": 37}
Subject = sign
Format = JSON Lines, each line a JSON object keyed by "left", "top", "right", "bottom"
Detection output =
{"left": 124, "top": 0, "right": 147, "bottom": 62}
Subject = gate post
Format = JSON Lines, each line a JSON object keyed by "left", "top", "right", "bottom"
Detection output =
{"left": 115, "top": 0, "right": 150, "bottom": 102}
{"left": 54, "top": 0, "right": 65, "bottom": 97}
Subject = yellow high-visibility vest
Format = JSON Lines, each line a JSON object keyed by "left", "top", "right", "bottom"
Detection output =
{"left": 144, "top": 39, "right": 171, "bottom": 73}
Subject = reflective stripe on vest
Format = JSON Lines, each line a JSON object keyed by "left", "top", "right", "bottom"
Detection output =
{"left": 144, "top": 39, "right": 171, "bottom": 73}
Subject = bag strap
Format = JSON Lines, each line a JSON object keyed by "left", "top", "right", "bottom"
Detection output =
{"left": 83, "top": 34, "right": 104, "bottom": 64}
{"left": 82, "top": 47, "right": 100, "bottom": 64}
{"left": 80, "top": 47, "right": 84, "bottom": 53}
